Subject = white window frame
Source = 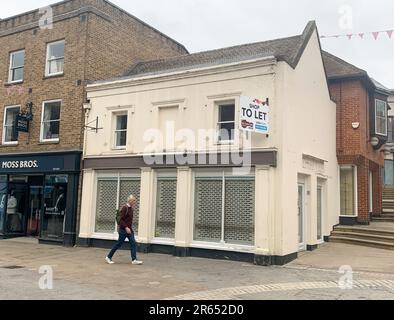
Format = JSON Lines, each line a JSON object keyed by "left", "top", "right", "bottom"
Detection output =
{"left": 40, "top": 99, "right": 61, "bottom": 143}
{"left": 45, "top": 40, "right": 65, "bottom": 77}
{"left": 113, "top": 112, "right": 128, "bottom": 150}
{"left": 339, "top": 165, "right": 358, "bottom": 217}
{"left": 216, "top": 101, "right": 236, "bottom": 145}
{"left": 375, "top": 99, "right": 387, "bottom": 136}
{"left": 2, "top": 105, "right": 21, "bottom": 145}
{"left": 8, "top": 50, "right": 25, "bottom": 83}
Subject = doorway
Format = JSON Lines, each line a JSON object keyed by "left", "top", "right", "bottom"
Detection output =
{"left": 6, "top": 175, "right": 44, "bottom": 238}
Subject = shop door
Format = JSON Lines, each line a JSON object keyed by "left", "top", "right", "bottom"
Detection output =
{"left": 27, "top": 186, "right": 43, "bottom": 237}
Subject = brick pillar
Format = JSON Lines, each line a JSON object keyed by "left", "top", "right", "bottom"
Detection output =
{"left": 357, "top": 158, "right": 370, "bottom": 224}
{"left": 372, "top": 167, "right": 383, "bottom": 216}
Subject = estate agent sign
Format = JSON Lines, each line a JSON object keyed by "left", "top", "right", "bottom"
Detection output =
{"left": 240, "top": 96, "right": 269, "bottom": 134}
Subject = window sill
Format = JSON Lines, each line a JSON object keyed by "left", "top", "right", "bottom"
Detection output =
{"left": 38, "top": 140, "right": 60, "bottom": 145}
{"left": 0, "top": 143, "right": 19, "bottom": 147}
{"left": 4, "top": 81, "right": 24, "bottom": 87}
{"left": 43, "top": 73, "right": 64, "bottom": 80}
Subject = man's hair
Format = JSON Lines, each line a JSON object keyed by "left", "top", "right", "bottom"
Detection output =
{"left": 128, "top": 195, "right": 136, "bottom": 201}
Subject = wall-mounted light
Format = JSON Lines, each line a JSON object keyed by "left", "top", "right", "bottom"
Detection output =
{"left": 370, "top": 137, "right": 380, "bottom": 148}
{"left": 352, "top": 122, "right": 360, "bottom": 129}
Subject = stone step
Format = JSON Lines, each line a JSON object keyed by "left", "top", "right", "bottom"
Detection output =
{"left": 372, "top": 217, "right": 394, "bottom": 223}
{"left": 334, "top": 226, "right": 394, "bottom": 236}
{"left": 329, "top": 236, "right": 394, "bottom": 251}
{"left": 383, "top": 209, "right": 394, "bottom": 213}
{"left": 380, "top": 213, "right": 394, "bottom": 218}
{"left": 331, "top": 231, "right": 394, "bottom": 244}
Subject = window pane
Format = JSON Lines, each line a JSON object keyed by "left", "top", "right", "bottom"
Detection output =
{"left": 115, "top": 131, "right": 127, "bottom": 147}
{"left": 4, "top": 107, "right": 19, "bottom": 143}
{"left": 48, "top": 58, "right": 64, "bottom": 74}
{"left": 95, "top": 179, "right": 118, "bottom": 233}
{"left": 119, "top": 179, "right": 140, "bottom": 235}
{"left": 43, "top": 121, "right": 60, "bottom": 140}
{"left": 376, "top": 101, "right": 386, "bottom": 117}
{"left": 218, "top": 123, "right": 235, "bottom": 141}
{"left": 340, "top": 167, "right": 355, "bottom": 216}
{"left": 219, "top": 104, "right": 235, "bottom": 122}
{"left": 155, "top": 179, "right": 177, "bottom": 239}
{"left": 12, "top": 68, "right": 24, "bottom": 82}
{"left": 116, "top": 115, "right": 128, "bottom": 130}
{"left": 49, "top": 42, "right": 65, "bottom": 59}
{"left": 224, "top": 179, "right": 255, "bottom": 245}
{"left": 44, "top": 102, "right": 61, "bottom": 121}
{"left": 384, "top": 160, "right": 394, "bottom": 186}
{"left": 12, "top": 51, "right": 24, "bottom": 68}
{"left": 194, "top": 179, "right": 222, "bottom": 242}
{"left": 42, "top": 175, "right": 68, "bottom": 240}
{"left": 317, "top": 188, "right": 322, "bottom": 240}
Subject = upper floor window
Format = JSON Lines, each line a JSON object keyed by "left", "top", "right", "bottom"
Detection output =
{"left": 46, "top": 40, "right": 65, "bottom": 76}
{"left": 2, "top": 105, "right": 20, "bottom": 145}
{"left": 217, "top": 102, "right": 235, "bottom": 144}
{"left": 9, "top": 50, "right": 25, "bottom": 83}
{"left": 375, "top": 99, "right": 387, "bottom": 136}
{"left": 114, "top": 113, "right": 128, "bottom": 149}
{"left": 41, "top": 100, "right": 61, "bottom": 142}
{"left": 388, "top": 117, "right": 394, "bottom": 143}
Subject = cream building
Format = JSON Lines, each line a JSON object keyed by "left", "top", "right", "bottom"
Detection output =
{"left": 78, "top": 21, "right": 339, "bottom": 265}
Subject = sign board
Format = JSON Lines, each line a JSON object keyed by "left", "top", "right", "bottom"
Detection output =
{"left": 240, "top": 96, "right": 269, "bottom": 134}
{"left": 15, "top": 115, "right": 29, "bottom": 133}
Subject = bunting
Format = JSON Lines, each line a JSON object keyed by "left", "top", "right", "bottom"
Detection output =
{"left": 321, "top": 29, "right": 394, "bottom": 40}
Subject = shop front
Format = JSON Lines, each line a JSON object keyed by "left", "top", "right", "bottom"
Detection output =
{"left": 0, "top": 151, "right": 81, "bottom": 246}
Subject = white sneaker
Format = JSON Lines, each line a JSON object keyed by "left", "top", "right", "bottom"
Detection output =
{"left": 105, "top": 257, "right": 115, "bottom": 264}
{"left": 132, "top": 260, "right": 143, "bottom": 265}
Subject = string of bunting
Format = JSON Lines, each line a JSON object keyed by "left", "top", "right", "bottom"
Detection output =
{"left": 321, "top": 29, "right": 394, "bottom": 40}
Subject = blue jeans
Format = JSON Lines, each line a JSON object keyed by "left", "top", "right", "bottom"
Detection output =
{"left": 108, "top": 228, "right": 137, "bottom": 261}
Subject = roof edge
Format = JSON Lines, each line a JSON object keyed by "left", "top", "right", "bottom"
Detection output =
{"left": 289, "top": 20, "right": 317, "bottom": 69}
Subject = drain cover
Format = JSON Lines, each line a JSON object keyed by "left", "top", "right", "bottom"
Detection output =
{"left": 1, "top": 266, "right": 24, "bottom": 269}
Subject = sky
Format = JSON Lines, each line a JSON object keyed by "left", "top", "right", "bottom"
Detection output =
{"left": 2, "top": 0, "right": 394, "bottom": 89}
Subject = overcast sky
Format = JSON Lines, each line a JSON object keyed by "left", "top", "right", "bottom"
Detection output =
{"left": 2, "top": 0, "right": 394, "bottom": 88}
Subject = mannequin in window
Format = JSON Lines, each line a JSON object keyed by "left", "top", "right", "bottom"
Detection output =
{"left": 54, "top": 186, "right": 66, "bottom": 215}
{"left": 7, "top": 190, "right": 21, "bottom": 232}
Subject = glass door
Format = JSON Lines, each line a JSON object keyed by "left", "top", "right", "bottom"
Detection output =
{"left": 298, "top": 184, "right": 306, "bottom": 250}
{"left": 0, "top": 176, "right": 8, "bottom": 235}
{"left": 6, "top": 181, "right": 29, "bottom": 235}
{"left": 27, "top": 186, "right": 43, "bottom": 237}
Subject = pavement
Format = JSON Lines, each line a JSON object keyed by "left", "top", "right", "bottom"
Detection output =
{"left": 0, "top": 238, "right": 394, "bottom": 300}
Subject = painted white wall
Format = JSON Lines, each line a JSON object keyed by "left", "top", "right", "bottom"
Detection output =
{"left": 81, "top": 30, "right": 339, "bottom": 258}
{"left": 273, "top": 29, "right": 339, "bottom": 255}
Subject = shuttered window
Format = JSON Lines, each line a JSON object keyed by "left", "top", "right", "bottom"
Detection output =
{"left": 155, "top": 178, "right": 177, "bottom": 239}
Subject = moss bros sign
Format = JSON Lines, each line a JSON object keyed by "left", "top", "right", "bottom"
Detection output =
{"left": 16, "top": 115, "right": 30, "bottom": 133}
{"left": 0, "top": 156, "right": 64, "bottom": 173}
{"left": 240, "top": 96, "right": 269, "bottom": 134}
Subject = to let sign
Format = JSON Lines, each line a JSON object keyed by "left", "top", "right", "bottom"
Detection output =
{"left": 16, "top": 115, "right": 29, "bottom": 133}
{"left": 240, "top": 96, "right": 269, "bottom": 134}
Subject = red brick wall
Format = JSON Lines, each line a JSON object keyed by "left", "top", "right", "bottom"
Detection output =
{"left": 330, "top": 79, "right": 384, "bottom": 222}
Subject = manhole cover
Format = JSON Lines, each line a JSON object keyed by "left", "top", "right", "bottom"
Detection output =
{"left": 1, "top": 266, "right": 24, "bottom": 269}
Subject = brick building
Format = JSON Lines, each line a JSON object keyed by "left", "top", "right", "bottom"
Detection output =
{"left": 323, "top": 51, "right": 390, "bottom": 225}
{"left": 0, "top": 0, "right": 187, "bottom": 246}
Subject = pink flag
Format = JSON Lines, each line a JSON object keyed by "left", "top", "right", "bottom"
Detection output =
{"left": 372, "top": 32, "right": 380, "bottom": 40}
{"left": 359, "top": 33, "right": 365, "bottom": 39}
{"left": 387, "top": 30, "right": 394, "bottom": 39}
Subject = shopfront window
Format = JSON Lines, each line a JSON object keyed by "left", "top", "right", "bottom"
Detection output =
{"left": 384, "top": 160, "right": 394, "bottom": 186}
{"left": 194, "top": 172, "right": 255, "bottom": 246}
{"left": 41, "top": 175, "right": 68, "bottom": 240}
{"left": 155, "top": 177, "right": 177, "bottom": 239}
{"left": 0, "top": 176, "right": 8, "bottom": 234}
{"left": 340, "top": 166, "right": 356, "bottom": 216}
{"left": 95, "top": 175, "right": 141, "bottom": 235}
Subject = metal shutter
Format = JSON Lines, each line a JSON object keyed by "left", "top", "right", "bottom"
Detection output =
{"left": 95, "top": 179, "right": 117, "bottom": 233}
{"left": 194, "top": 179, "right": 223, "bottom": 242}
{"left": 155, "top": 179, "right": 177, "bottom": 238}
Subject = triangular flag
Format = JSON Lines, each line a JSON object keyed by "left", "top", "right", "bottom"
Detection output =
{"left": 347, "top": 34, "right": 353, "bottom": 40}
{"left": 359, "top": 33, "right": 364, "bottom": 39}
{"left": 372, "top": 32, "right": 380, "bottom": 40}
{"left": 387, "top": 30, "right": 394, "bottom": 39}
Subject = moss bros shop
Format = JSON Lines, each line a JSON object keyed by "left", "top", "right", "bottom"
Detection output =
{"left": 0, "top": 151, "right": 81, "bottom": 246}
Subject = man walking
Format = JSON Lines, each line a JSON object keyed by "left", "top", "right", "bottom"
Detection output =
{"left": 105, "top": 195, "right": 143, "bottom": 265}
